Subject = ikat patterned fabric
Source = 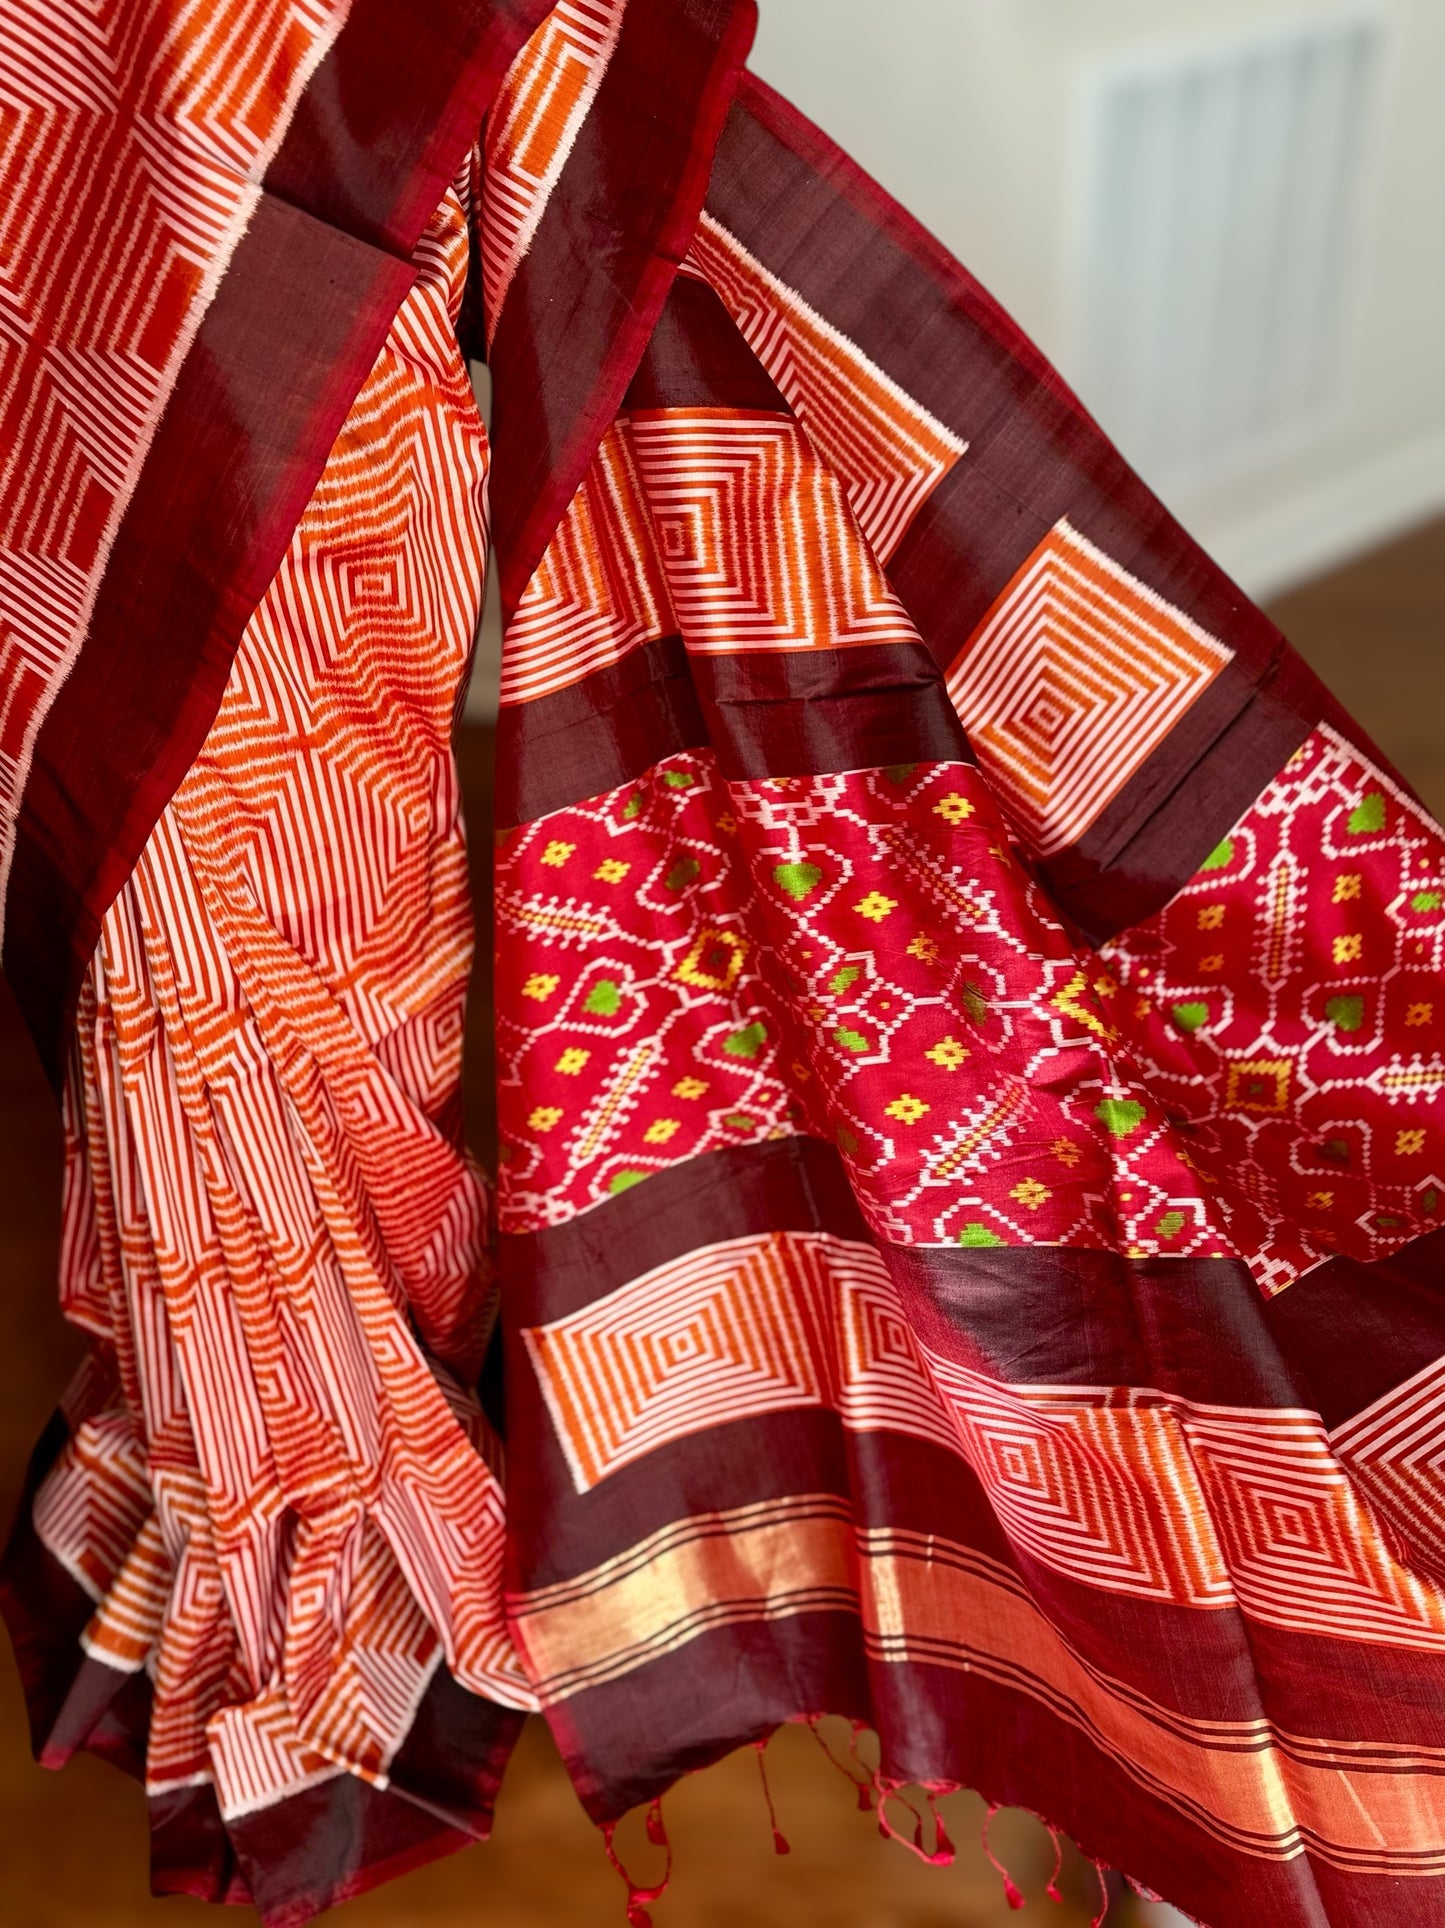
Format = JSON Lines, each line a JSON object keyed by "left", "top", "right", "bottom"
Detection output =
{"left": 2, "top": 5, "right": 1443, "bottom": 1927}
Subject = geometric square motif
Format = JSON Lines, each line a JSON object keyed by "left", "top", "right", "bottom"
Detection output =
{"left": 523, "top": 1232, "right": 828, "bottom": 1491}
{"left": 947, "top": 519, "right": 1232, "bottom": 854}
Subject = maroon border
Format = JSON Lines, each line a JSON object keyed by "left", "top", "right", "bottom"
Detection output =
{"left": 4, "top": 0, "right": 554, "bottom": 1085}
{"left": 701, "top": 79, "right": 1425, "bottom": 942}
{"left": 2, "top": 1406, "right": 521, "bottom": 1926}
{"left": 495, "top": 637, "right": 708, "bottom": 825}
{"left": 487, "top": 0, "right": 757, "bottom": 618}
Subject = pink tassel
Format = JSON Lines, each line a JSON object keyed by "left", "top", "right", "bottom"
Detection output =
{"left": 601, "top": 1800, "right": 672, "bottom": 1928}
{"left": 932, "top": 1798, "right": 956, "bottom": 1867}
{"left": 1091, "top": 1859, "right": 1111, "bottom": 1928}
{"left": 753, "top": 1738, "right": 791, "bottom": 1855}
{"left": 876, "top": 1785, "right": 955, "bottom": 1867}
{"left": 982, "top": 1803, "right": 1026, "bottom": 1911}
{"left": 805, "top": 1714, "right": 874, "bottom": 1811}
{"left": 1045, "top": 1824, "right": 1065, "bottom": 1904}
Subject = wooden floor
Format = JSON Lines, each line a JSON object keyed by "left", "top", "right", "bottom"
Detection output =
{"left": 0, "top": 515, "right": 1441, "bottom": 1926}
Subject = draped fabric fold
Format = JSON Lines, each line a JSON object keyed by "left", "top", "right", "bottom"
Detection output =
{"left": 3, "top": 5, "right": 1445, "bottom": 1925}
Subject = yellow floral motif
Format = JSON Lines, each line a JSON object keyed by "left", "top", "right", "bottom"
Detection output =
{"left": 528, "top": 1106, "right": 564, "bottom": 1133}
{"left": 715, "top": 813, "right": 737, "bottom": 835}
{"left": 594, "top": 859, "right": 630, "bottom": 883}
{"left": 644, "top": 1118, "right": 681, "bottom": 1145}
{"left": 1197, "top": 906, "right": 1225, "bottom": 931}
{"left": 1333, "top": 933, "right": 1363, "bottom": 964}
{"left": 1397, "top": 1129, "right": 1427, "bottom": 1156}
{"left": 790, "top": 1061, "right": 813, "bottom": 1083}
{"left": 1051, "top": 1138, "right": 1083, "bottom": 1167}
{"left": 541, "top": 840, "right": 575, "bottom": 867}
{"left": 1306, "top": 1190, "right": 1334, "bottom": 1210}
{"left": 925, "top": 1037, "right": 970, "bottom": 1070}
{"left": 1093, "top": 976, "right": 1117, "bottom": 1001}
{"left": 522, "top": 973, "right": 560, "bottom": 1001}
{"left": 1407, "top": 1002, "right": 1434, "bottom": 1027}
{"left": 934, "top": 793, "right": 974, "bottom": 826}
{"left": 1010, "top": 1178, "right": 1052, "bottom": 1210}
{"left": 673, "top": 1076, "right": 709, "bottom": 1100}
{"left": 555, "top": 1047, "right": 590, "bottom": 1075}
{"left": 1333, "top": 873, "right": 1363, "bottom": 903}
{"left": 885, "top": 1094, "right": 930, "bottom": 1124}
{"left": 856, "top": 891, "right": 898, "bottom": 923}
{"left": 907, "top": 933, "right": 941, "bottom": 962}
{"left": 1200, "top": 954, "right": 1224, "bottom": 972}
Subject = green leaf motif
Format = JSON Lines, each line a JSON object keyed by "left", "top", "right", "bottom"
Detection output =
{"left": 584, "top": 979, "right": 622, "bottom": 1017}
{"left": 665, "top": 856, "right": 700, "bottom": 891}
{"left": 662, "top": 770, "right": 696, "bottom": 789}
{"left": 1325, "top": 994, "right": 1364, "bottom": 1033}
{"left": 1171, "top": 1002, "right": 1209, "bottom": 1034}
{"left": 608, "top": 1170, "right": 648, "bottom": 1194}
{"left": 1412, "top": 890, "right": 1443, "bottom": 913}
{"left": 883, "top": 763, "right": 919, "bottom": 784}
{"left": 621, "top": 794, "right": 642, "bottom": 821}
{"left": 1095, "top": 1098, "right": 1147, "bottom": 1138}
{"left": 774, "top": 861, "right": 823, "bottom": 902}
{"left": 830, "top": 964, "right": 862, "bottom": 994}
{"left": 1321, "top": 1137, "right": 1352, "bottom": 1164}
{"left": 724, "top": 1112, "right": 757, "bottom": 1131}
{"left": 1199, "top": 838, "right": 1234, "bottom": 872}
{"left": 961, "top": 982, "right": 988, "bottom": 1025}
{"left": 1347, "top": 793, "right": 1386, "bottom": 835}
{"left": 723, "top": 1021, "right": 768, "bottom": 1059}
{"left": 834, "top": 1027, "right": 870, "bottom": 1054}
{"left": 957, "top": 1223, "right": 1006, "bottom": 1248}
{"left": 836, "top": 1126, "right": 860, "bottom": 1155}
{"left": 1155, "top": 1210, "right": 1186, "bottom": 1240}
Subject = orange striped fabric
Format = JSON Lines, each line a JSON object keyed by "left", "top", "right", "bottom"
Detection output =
{"left": 0, "top": 0, "right": 348, "bottom": 923}
{"left": 36, "top": 175, "right": 532, "bottom": 1823}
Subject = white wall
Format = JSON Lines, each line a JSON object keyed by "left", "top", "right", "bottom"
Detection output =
{"left": 749, "top": 0, "right": 1445, "bottom": 598}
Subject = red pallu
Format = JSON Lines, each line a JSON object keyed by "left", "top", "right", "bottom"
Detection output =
{"left": 3, "top": 4, "right": 1445, "bottom": 1924}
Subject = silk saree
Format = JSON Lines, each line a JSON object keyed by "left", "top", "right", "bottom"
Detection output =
{"left": 3, "top": 3, "right": 1445, "bottom": 1924}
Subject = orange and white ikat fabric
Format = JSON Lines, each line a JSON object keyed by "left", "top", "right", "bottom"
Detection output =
{"left": 0, "top": 0, "right": 349, "bottom": 918}
{"left": 35, "top": 178, "right": 531, "bottom": 1822}
{"left": 16, "top": 2, "right": 1445, "bottom": 1908}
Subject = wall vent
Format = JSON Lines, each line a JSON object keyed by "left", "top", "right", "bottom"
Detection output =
{"left": 1071, "top": 9, "right": 1384, "bottom": 496}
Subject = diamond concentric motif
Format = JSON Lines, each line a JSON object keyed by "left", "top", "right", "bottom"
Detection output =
{"left": 521, "top": 1226, "right": 1445, "bottom": 1652}
{"left": 500, "top": 419, "right": 676, "bottom": 705}
{"left": 524, "top": 1232, "right": 832, "bottom": 1490}
{"left": 684, "top": 214, "right": 968, "bottom": 562}
{"left": 946, "top": 519, "right": 1232, "bottom": 855}
{"left": 629, "top": 410, "right": 921, "bottom": 653}
{"left": 38, "top": 186, "right": 527, "bottom": 1824}
{"left": 0, "top": 0, "right": 346, "bottom": 913}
